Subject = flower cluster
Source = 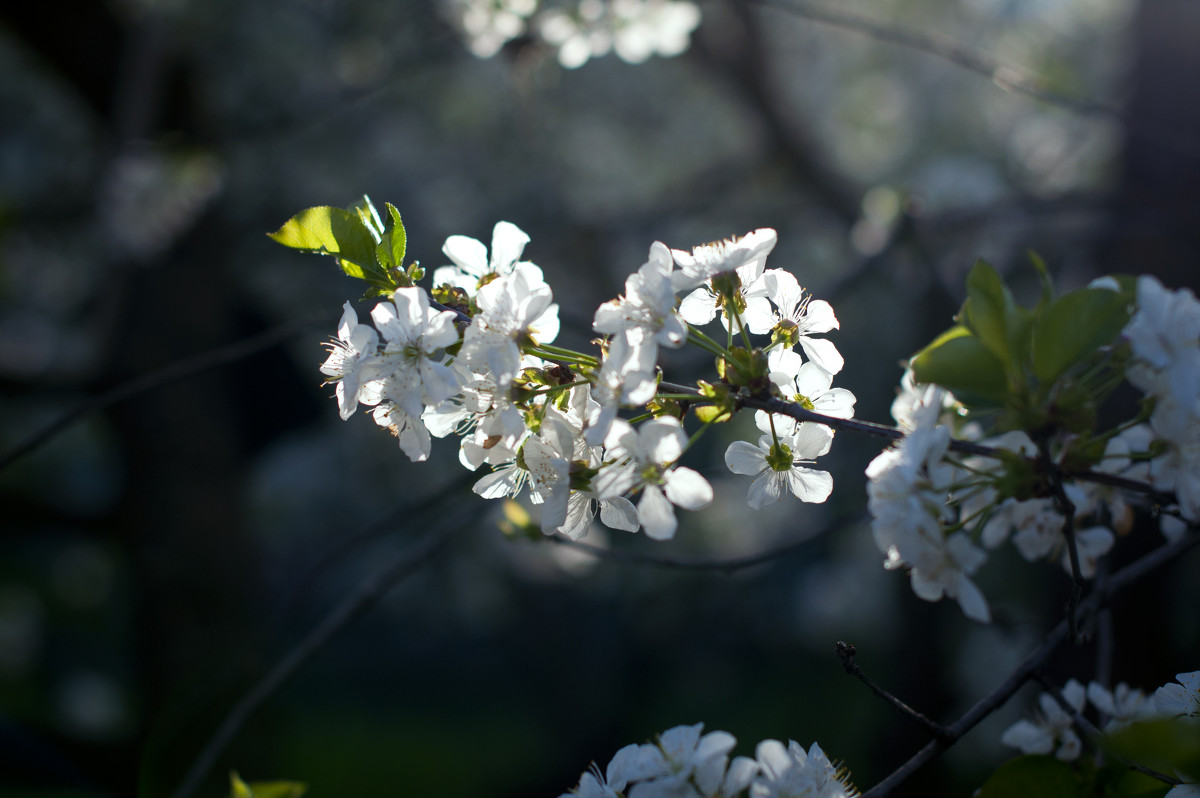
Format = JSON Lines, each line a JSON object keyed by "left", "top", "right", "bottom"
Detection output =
{"left": 865, "top": 384, "right": 990, "bottom": 623}
{"left": 861, "top": 277, "right": 1200, "bottom": 623}
{"left": 558, "top": 723, "right": 857, "bottom": 798}
{"left": 1002, "top": 670, "right": 1199, "bottom": 798}
{"left": 449, "top": 0, "right": 702, "bottom": 69}
{"left": 282, "top": 198, "right": 1200, "bottom": 798}
{"left": 319, "top": 221, "right": 851, "bottom": 541}
{"left": 1123, "top": 276, "right": 1200, "bottom": 530}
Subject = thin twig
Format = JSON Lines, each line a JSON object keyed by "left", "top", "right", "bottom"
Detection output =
{"left": 0, "top": 316, "right": 323, "bottom": 473}
{"left": 168, "top": 523, "right": 456, "bottom": 798}
{"left": 548, "top": 532, "right": 820, "bottom": 574}
{"left": 743, "top": 0, "right": 1200, "bottom": 159}
{"left": 1037, "top": 436, "right": 1085, "bottom": 642}
{"left": 860, "top": 528, "right": 1200, "bottom": 797}
{"left": 836, "top": 642, "right": 951, "bottom": 744}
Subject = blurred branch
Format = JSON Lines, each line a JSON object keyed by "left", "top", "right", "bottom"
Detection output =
{"left": 861, "top": 527, "right": 1200, "bottom": 797}
{"left": 0, "top": 316, "right": 323, "bottom": 473}
{"left": 549, "top": 530, "right": 820, "bottom": 574}
{"left": 745, "top": 0, "right": 1114, "bottom": 117}
{"left": 745, "top": 0, "right": 1200, "bottom": 159}
{"left": 693, "top": 2, "right": 862, "bottom": 223}
{"left": 169, "top": 520, "right": 458, "bottom": 798}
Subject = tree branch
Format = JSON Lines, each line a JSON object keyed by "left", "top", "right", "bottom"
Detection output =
{"left": 168, "top": 521, "right": 457, "bottom": 798}
{"left": 742, "top": 0, "right": 1200, "bottom": 160}
{"left": 0, "top": 316, "right": 323, "bottom": 473}
{"left": 860, "top": 528, "right": 1200, "bottom": 797}
{"left": 836, "top": 642, "right": 951, "bottom": 744}
{"left": 548, "top": 531, "right": 820, "bottom": 574}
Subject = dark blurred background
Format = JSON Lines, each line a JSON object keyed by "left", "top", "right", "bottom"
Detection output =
{"left": 2, "top": 0, "right": 1199, "bottom": 796}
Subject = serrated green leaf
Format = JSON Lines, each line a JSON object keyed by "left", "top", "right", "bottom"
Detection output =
{"left": 353, "top": 195, "right": 385, "bottom": 241}
{"left": 909, "top": 325, "right": 1009, "bottom": 406}
{"left": 386, "top": 202, "right": 407, "bottom": 267}
{"left": 267, "top": 206, "right": 381, "bottom": 281}
{"left": 976, "top": 755, "right": 1080, "bottom": 798}
{"left": 1031, "top": 287, "right": 1131, "bottom": 383}
{"left": 961, "top": 259, "right": 1016, "bottom": 365}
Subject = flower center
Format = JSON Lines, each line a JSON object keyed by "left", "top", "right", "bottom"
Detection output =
{"left": 766, "top": 442, "right": 793, "bottom": 472}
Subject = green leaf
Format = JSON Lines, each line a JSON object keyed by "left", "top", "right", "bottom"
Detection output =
{"left": 385, "top": 202, "right": 407, "bottom": 267}
{"left": 267, "top": 206, "right": 382, "bottom": 281}
{"left": 1030, "top": 286, "right": 1131, "bottom": 383}
{"left": 1106, "top": 718, "right": 1200, "bottom": 783}
{"left": 961, "top": 259, "right": 1016, "bottom": 365}
{"left": 229, "top": 772, "right": 253, "bottom": 798}
{"left": 1028, "top": 250, "right": 1054, "bottom": 310}
{"left": 1102, "top": 768, "right": 1171, "bottom": 798}
{"left": 228, "top": 771, "right": 308, "bottom": 798}
{"left": 243, "top": 782, "right": 307, "bottom": 798}
{"left": 976, "top": 755, "right": 1080, "bottom": 798}
{"left": 909, "top": 325, "right": 1010, "bottom": 406}
{"left": 352, "top": 195, "right": 385, "bottom": 240}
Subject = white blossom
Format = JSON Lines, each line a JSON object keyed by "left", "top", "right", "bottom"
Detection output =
{"left": 621, "top": 723, "right": 743, "bottom": 798}
{"left": 320, "top": 301, "right": 380, "bottom": 420}
{"left": 460, "top": 263, "right": 560, "bottom": 387}
{"left": 751, "top": 739, "right": 857, "bottom": 798}
{"left": 1125, "top": 275, "right": 1200, "bottom": 408}
{"left": 744, "top": 269, "right": 843, "bottom": 374}
{"left": 370, "top": 400, "right": 433, "bottom": 462}
{"left": 593, "top": 417, "right": 713, "bottom": 540}
{"left": 367, "top": 287, "right": 461, "bottom": 418}
{"left": 670, "top": 228, "right": 777, "bottom": 294}
{"left": 1156, "top": 671, "right": 1200, "bottom": 718}
{"left": 756, "top": 349, "right": 855, "bottom": 437}
{"left": 1001, "top": 679, "right": 1087, "bottom": 761}
{"left": 865, "top": 386, "right": 990, "bottom": 623}
{"left": 434, "top": 220, "right": 533, "bottom": 292}
{"left": 1085, "top": 681, "right": 1155, "bottom": 731}
{"left": 595, "top": 241, "right": 687, "bottom": 350}
{"left": 724, "top": 424, "right": 834, "bottom": 510}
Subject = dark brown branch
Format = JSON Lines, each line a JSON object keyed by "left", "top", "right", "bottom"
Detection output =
{"left": 1037, "top": 436, "right": 1085, "bottom": 642}
{"left": 836, "top": 642, "right": 951, "bottom": 744}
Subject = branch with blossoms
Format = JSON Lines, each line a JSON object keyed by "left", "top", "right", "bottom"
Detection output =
{"left": 264, "top": 196, "right": 1200, "bottom": 798}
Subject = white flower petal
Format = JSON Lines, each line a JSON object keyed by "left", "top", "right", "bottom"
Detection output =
{"left": 663, "top": 466, "right": 713, "bottom": 510}
{"left": 725, "top": 440, "right": 767, "bottom": 476}
{"left": 638, "top": 485, "right": 678, "bottom": 540}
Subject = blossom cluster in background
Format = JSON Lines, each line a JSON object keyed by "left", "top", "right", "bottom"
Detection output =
{"left": 448, "top": 0, "right": 702, "bottom": 68}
